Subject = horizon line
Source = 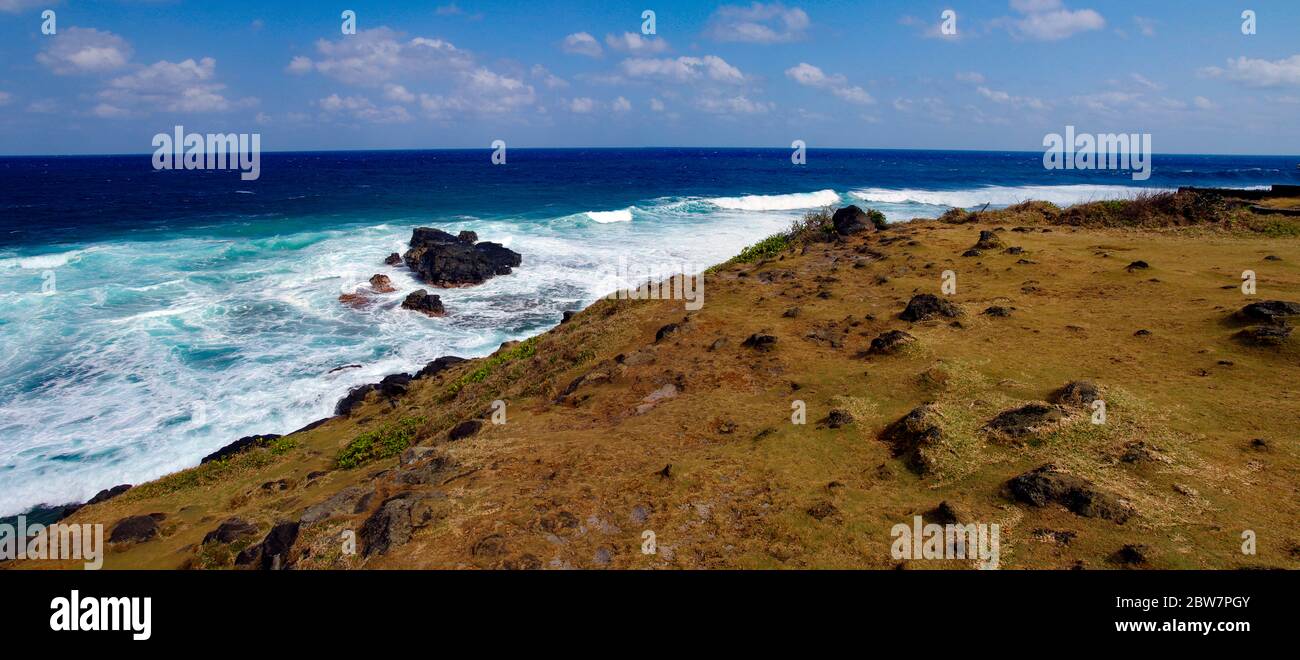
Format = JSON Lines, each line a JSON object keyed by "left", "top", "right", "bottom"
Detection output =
{"left": 4, "top": 145, "right": 1300, "bottom": 159}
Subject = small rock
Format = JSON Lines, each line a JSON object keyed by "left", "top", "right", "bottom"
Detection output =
{"left": 401, "top": 289, "right": 447, "bottom": 317}
{"left": 826, "top": 408, "right": 854, "bottom": 429}
{"left": 741, "top": 332, "right": 777, "bottom": 351}
{"left": 448, "top": 419, "right": 483, "bottom": 441}
{"left": 982, "top": 402, "right": 1067, "bottom": 441}
{"left": 1234, "top": 325, "right": 1292, "bottom": 346}
{"left": 1237, "top": 300, "right": 1300, "bottom": 323}
{"left": 866, "top": 329, "right": 916, "bottom": 355}
{"left": 972, "top": 230, "right": 1005, "bottom": 250}
{"left": 655, "top": 323, "right": 680, "bottom": 343}
{"left": 880, "top": 403, "right": 946, "bottom": 474}
{"left": 807, "top": 500, "right": 838, "bottom": 521}
{"left": 1109, "top": 544, "right": 1150, "bottom": 566}
{"left": 1051, "top": 380, "right": 1100, "bottom": 408}
{"left": 1125, "top": 260, "right": 1150, "bottom": 271}
{"left": 1006, "top": 464, "right": 1133, "bottom": 523}
{"left": 369, "top": 274, "right": 395, "bottom": 293}
{"left": 983, "top": 306, "right": 1013, "bottom": 317}
{"left": 384, "top": 252, "right": 402, "bottom": 266}
{"left": 782, "top": 307, "right": 800, "bottom": 318}
{"left": 203, "top": 518, "right": 259, "bottom": 545}
{"left": 109, "top": 514, "right": 165, "bottom": 544}
{"left": 899, "top": 294, "right": 962, "bottom": 322}
{"left": 1249, "top": 438, "right": 1270, "bottom": 452}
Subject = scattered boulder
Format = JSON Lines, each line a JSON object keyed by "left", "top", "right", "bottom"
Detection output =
{"left": 982, "top": 305, "right": 1013, "bottom": 317}
{"left": 899, "top": 294, "right": 962, "bottom": 322}
{"left": 1051, "top": 380, "right": 1100, "bottom": 408}
{"left": 1125, "top": 260, "right": 1150, "bottom": 271}
{"left": 378, "top": 373, "right": 413, "bottom": 398}
{"left": 1249, "top": 438, "right": 1270, "bottom": 452}
{"left": 415, "top": 355, "right": 467, "bottom": 379}
{"left": 1236, "top": 300, "right": 1300, "bottom": 324}
{"left": 86, "top": 484, "right": 132, "bottom": 506}
{"left": 401, "top": 289, "right": 446, "bottom": 317}
{"left": 782, "top": 307, "right": 800, "bottom": 318}
{"left": 561, "top": 310, "right": 577, "bottom": 324}
{"left": 299, "top": 486, "right": 374, "bottom": 524}
{"left": 982, "top": 402, "right": 1068, "bottom": 441}
{"left": 109, "top": 513, "right": 165, "bottom": 544}
{"left": 926, "top": 501, "right": 964, "bottom": 525}
{"left": 334, "top": 384, "right": 379, "bottom": 416}
{"left": 202, "top": 434, "right": 282, "bottom": 464}
{"left": 448, "top": 419, "right": 483, "bottom": 441}
{"left": 961, "top": 249, "right": 982, "bottom": 258}
{"left": 972, "top": 230, "right": 1004, "bottom": 250}
{"left": 384, "top": 252, "right": 402, "bottom": 266}
{"left": 880, "top": 403, "right": 946, "bottom": 474}
{"left": 1109, "top": 544, "right": 1150, "bottom": 567}
{"left": 1006, "top": 464, "right": 1133, "bottom": 523}
{"left": 360, "top": 494, "right": 441, "bottom": 556}
{"left": 866, "top": 329, "right": 916, "bottom": 356}
{"left": 368, "top": 274, "right": 395, "bottom": 293}
{"left": 741, "top": 332, "right": 777, "bottom": 351}
{"left": 402, "top": 227, "right": 521, "bottom": 286}
{"left": 655, "top": 323, "right": 680, "bottom": 343}
{"left": 825, "top": 408, "right": 854, "bottom": 429}
{"left": 831, "top": 205, "right": 882, "bottom": 236}
{"left": 1234, "top": 325, "right": 1292, "bottom": 346}
{"left": 235, "top": 521, "right": 300, "bottom": 570}
{"left": 202, "top": 518, "right": 259, "bottom": 545}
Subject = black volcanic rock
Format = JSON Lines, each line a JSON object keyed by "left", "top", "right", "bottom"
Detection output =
{"left": 402, "top": 227, "right": 521, "bottom": 286}
{"left": 86, "top": 484, "right": 132, "bottom": 505}
{"left": 1007, "top": 464, "right": 1133, "bottom": 523}
{"left": 401, "top": 289, "right": 446, "bottom": 317}
{"left": 384, "top": 252, "right": 402, "bottom": 266}
{"left": 415, "top": 355, "right": 467, "bottom": 379}
{"left": 899, "top": 294, "right": 963, "bottom": 322}
{"left": 831, "top": 205, "right": 880, "bottom": 236}
{"left": 201, "top": 434, "right": 282, "bottom": 464}
{"left": 1237, "top": 300, "right": 1300, "bottom": 323}
{"left": 109, "top": 513, "right": 166, "bottom": 544}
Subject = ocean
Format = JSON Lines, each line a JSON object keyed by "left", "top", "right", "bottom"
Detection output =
{"left": 1, "top": 147, "right": 1297, "bottom": 516}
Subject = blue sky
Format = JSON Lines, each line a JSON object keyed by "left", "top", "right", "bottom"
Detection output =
{"left": 1, "top": 0, "right": 1298, "bottom": 155}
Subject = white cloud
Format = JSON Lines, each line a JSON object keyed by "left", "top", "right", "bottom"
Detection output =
{"left": 27, "top": 98, "right": 58, "bottom": 114}
{"left": 955, "top": 71, "right": 985, "bottom": 84}
{"left": 0, "top": 0, "right": 49, "bottom": 14}
{"left": 95, "top": 57, "right": 254, "bottom": 115}
{"left": 286, "top": 56, "right": 313, "bottom": 75}
{"left": 649, "top": 98, "right": 665, "bottom": 112}
{"left": 892, "top": 96, "right": 955, "bottom": 123}
{"left": 318, "top": 94, "right": 412, "bottom": 123}
{"left": 976, "top": 85, "right": 1047, "bottom": 110}
{"left": 0, "top": 91, "right": 10, "bottom": 106}
{"left": 1002, "top": 0, "right": 1105, "bottom": 41}
{"left": 621, "top": 55, "right": 745, "bottom": 84}
{"left": 1193, "top": 96, "right": 1216, "bottom": 110}
{"left": 708, "top": 3, "right": 810, "bottom": 44}
{"left": 696, "top": 94, "right": 773, "bottom": 115}
{"left": 296, "top": 28, "right": 471, "bottom": 86}
{"left": 785, "top": 62, "right": 873, "bottom": 105}
{"left": 37, "top": 27, "right": 133, "bottom": 74}
{"left": 605, "top": 32, "right": 669, "bottom": 54}
{"left": 562, "top": 32, "right": 602, "bottom": 57}
{"left": 289, "top": 27, "right": 538, "bottom": 121}
{"left": 531, "top": 64, "right": 568, "bottom": 89}
{"left": 1129, "top": 73, "right": 1162, "bottom": 90}
{"left": 383, "top": 83, "right": 415, "bottom": 103}
{"left": 1133, "top": 16, "right": 1156, "bottom": 37}
{"left": 1200, "top": 55, "right": 1300, "bottom": 88}
{"left": 569, "top": 97, "right": 596, "bottom": 113}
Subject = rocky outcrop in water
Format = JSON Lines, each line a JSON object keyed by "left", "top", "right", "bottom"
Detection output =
{"left": 402, "top": 227, "right": 521, "bottom": 287}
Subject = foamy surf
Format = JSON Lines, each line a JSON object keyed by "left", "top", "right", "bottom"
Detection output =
{"left": 850, "top": 184, "right": 1170, "bottom": 209}
{"left": 586, "top": 208, "right": 634, "bottom": 223}
{"left": 708, "top": 189, "right": 841, "bottom": 211}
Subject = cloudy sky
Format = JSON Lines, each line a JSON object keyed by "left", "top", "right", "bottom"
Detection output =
{"left": 1, "top": 0, "right": 1298, "bottom": 155}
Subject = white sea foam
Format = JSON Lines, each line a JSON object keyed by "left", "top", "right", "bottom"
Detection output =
{"left": 708, "top": 189, "right": 840, "bottom": 211}
{"left": 586, "top": 208, "right": 634, "bottom": 223}
{"left": 849, "top": 184, "right": 1170, "bottom": 209}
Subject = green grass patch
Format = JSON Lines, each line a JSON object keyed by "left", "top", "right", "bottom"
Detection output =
{"left": 335, "top": 416, "right": 425, "bottom": 469}
{"left": 442, "top": 336, "right": 540, "bottom": 399}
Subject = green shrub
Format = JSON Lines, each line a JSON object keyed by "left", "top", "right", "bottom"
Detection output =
{"left": 443, "top": 337, "right": 540, "bottom": 398}
{"left": 336, "top": 416, "right": 425, "bottom": 469}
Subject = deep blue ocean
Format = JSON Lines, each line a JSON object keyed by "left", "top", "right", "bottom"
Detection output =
{"left": 1, "top": 148, "right": 1297, "bottom": 515}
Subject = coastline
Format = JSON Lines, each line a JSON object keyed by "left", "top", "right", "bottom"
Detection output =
{"left": 6, "top": 187, "right": 1299, "bottom": 569}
